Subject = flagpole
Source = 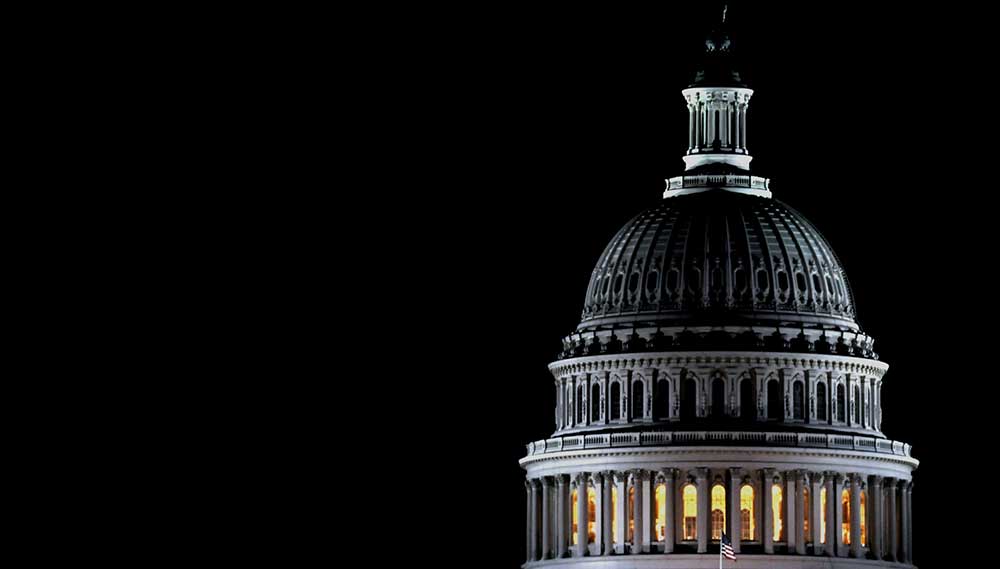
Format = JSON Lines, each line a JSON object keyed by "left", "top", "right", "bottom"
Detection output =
{"left": 719, "top": 535, "right": 723, "bottom": 569}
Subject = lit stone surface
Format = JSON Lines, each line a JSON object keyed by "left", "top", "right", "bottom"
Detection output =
{"left": 520, "top": 12, "right": 916, "bottom": 569}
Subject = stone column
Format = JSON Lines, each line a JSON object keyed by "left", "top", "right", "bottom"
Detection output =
{"left": 900, "top": 481, "right": 911, "bottom": 564}
{"left": 542, "top": 477, "right": 552, "bottom": 559}
{"left": 786, "top": 473, "right": 796, "bottom": 549}
{"left": 615, "top": 472, "right": 627, "bottom": 554}
{"left": 762, "top": 469, "right": 775, "bottom": 554}
{"left": 729, "top": 468, "right": 742, "bottom": 554}
{"left": 602, "top": 472, "right": 613, "bottom": 555}
{"left": 833, "top": 473, "right": 846, "bottom": 557}
{"left": 696, "top": 468, "right": 709, "bottom": 553}
{"left": 592, "top": 473, "right": 604, "bottom": 555}
{"left": 850, "top": 474, "right": 862, "bottom": 558}
{"left": 525, "top": 480, "right": 533, "bottom": 562}
{"left": 795, "top": 471, "right": 806, "bottom": 554}
{"left": 576, "top": 473, "right": 589, "bottom": 557}
{"left": 555, "top": 476, "right": 567, "bottom": 558}
{"left": 632, "top": 471, "right": 644, "bottom": 555}
{"left": 529, "top": 479, "right": 540, "bottom": 561}
{"left": 810, "top": 472, "right": 824, "bottom": 555}
{"left": 885, "top": 478, "right": 897, "bottom": 562}
{"left": 906, "top": 482, "right": 914, "bottom": 563}
{"left": 663, "top": 469, "right": 676, "bottom": 554}
{"left": 824, "top": 471, "right": 836, "bottom": 557}
{"left": 869, "top": 475, "right": 883, "bottom": 560}
{"left": 645, "top": 471, "right": 656, "bottom": 551}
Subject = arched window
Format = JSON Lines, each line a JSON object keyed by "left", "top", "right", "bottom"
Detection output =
{"left": 655, "top": 483, "right": 667, "bottom": 541}
{"left": 740, "top": 484, "right": 755, "bottom": 540}
{"left": 711, "top": 484, "right": 726, "bottom": 540}
{"left": 793, "top": 381, "right": 804, "bottom": 420}
{"left": 628, "top": 485, "right": 635, "bottom": 542}
{"left": 632, "top": 381, "right": 644, "bottom": 420}
{"left": 860, "top": 490, "right": 867, "bottom": 547}
{"left": 804, "top": 487, "right": 811, "bottom": 543}
{"left": 655, "top": 379, "right": 670, "bottom": 419}
{"left": 772, "top": 483, "right": 784, "bottom": 541}
{"left": 577, "top": 384, "right": 584, "bottom": 424}
{"left": 836, "top": 384, "right": 846, "bottom": 422}
{"left": 588, "top": 485, "right": 597, "bottom": 544}
{"left": 572, "top": 487, "right": 579, "bottom": 545}
{"left": 681, "top": 378, "right": 697, "bottom": 419}
{"left": 854, "top": 385, "right": 861, "bottom": 424}
{"left": 610, "top": 382, "right": 621, "bottom": 420}
{"left": 683, "top": 483, "right": 698, "bottom": 541}
{"left": 712, "top": 377, "right": 726, "bottom": 417}
{"left": 740, "top": 377, "right": 755, "bottom": 421}
{"left": 591, "top": 384, "right": 600, "bottom": 422}
{"left": 820, "top": 487, "right": 828, "bottom": 544}
{"left": 611, "top": 486, "right": 618, "bottom": 544}
{"left": 767, "top": 379, "right": 781, "bottom": 420}
{"left": 817, "top": 382, "right": 828, "bottom": 421}
{"left": 841, "top": 489, "right": 851, "bottom": 545}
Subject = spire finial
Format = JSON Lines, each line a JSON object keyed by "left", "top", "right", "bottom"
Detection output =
{"left": 722, "top": 4, "right": 728, "bottom": 23}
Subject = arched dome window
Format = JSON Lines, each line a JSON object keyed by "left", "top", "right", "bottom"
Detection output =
{"left": 655, "top": 482, "right": 667, "bottom": 541}
{"left": 646, "top": 270, "right": 659, "bottom": 299}
{"left": 734, "top": 267, "right": 747, "bottom": 295}
{"left": 841, "top": 488, "right": 851, "bottom": 545}
{"left": 632, "top": 381, "right": 644, "bottom": 420}
{"left": 772, "top": 483, "right": 784, "bottom": 542}
{"left": 683, "top": 483, "right": 698, "bottom": 541}
{"left": 588, "top": 485, "right": 597, "bottom": 544}
{"left": 711, "top": 484, "right": 726, "bottom": 540}
{"left": 655, "top": 379, "right": 670, "bottom": 419}
{"left": 610, "top": 382, "right": 621, "bottom": 421}
{"left": 817, "top": 382, "right": 828, "bottom": 421}
{"left": 740, "top": 484, "right": 755, "bottom": 540}
{"left": 836, "top": 384, "right": 846, "bottom": 423}
{"left": 711, "top": 377, "right": 726, "bottom": 417}
{"left": 766, "top": 379, "right": 781, "bottom": 420}
{"left": 740, "top": 377, "right": 755, "bottom": 421}
{"left": 666, "top": 268, "right": 680, "bottom": 297}
{"left": 591, "top": 384, "right": 600, "bottom": 422}
{"left": 792, "top": 380, "right": 804, "bottom": 420}
{"left": 681, "top": 378, "right": 697, "bottom": 419}
{"left": 820, "top": 487, "right": 828, "bottom": 544}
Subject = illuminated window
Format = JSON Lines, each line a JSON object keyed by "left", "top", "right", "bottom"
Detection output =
{"left": 611, "top": 486, "right": 618, "bottom": 544}
{"left": 655, "top": 483, "right": 667, "bottom": 540}
{"left": 820, "top": 487, "right": 827, "bottom": 544}
{"left": 588, "top": 486, "right": 597, "bottom": 544}
{"left": 860, "top": 490, "right": 866, "bottom": 547}
{"left": 683, "top": 483, "right": 698, "bottom": 541}
{"left": 572, "top": 488, "right": 579, "bottom": 545}
{"left": 772, "top": 484, "right": 784, "bottom": 541}
{"left": 740, "top": 484, "right": 755, "bottom": 540}
{"left": 804, "top": 486, "right": 811, "bottom": 543}
{"left": 841, "top": 489, "right": 851, "bottom": 545}
{"left": 628, "top": 486, "right": 635, "bottom": 542}
{"left": 711, "top": 484, "right": 726, "bottom": 540}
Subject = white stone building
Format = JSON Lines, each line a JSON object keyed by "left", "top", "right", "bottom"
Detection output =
{"left": 520, "top": 16, "right": 916, "bottom": 569}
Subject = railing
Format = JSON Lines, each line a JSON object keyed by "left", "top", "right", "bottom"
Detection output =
{"left": 665, "top": 174, "right": 770, "bottom": 191}
{"left": 525, "top": 430, "right": 913, "bottom": 458}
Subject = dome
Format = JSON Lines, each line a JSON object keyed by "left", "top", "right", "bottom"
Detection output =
{"left": 580, "top": 189, "right": 859, "bottom": 332}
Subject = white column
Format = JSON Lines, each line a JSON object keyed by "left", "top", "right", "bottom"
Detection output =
{"left": 810, "top": 472, "right": 824, "bottom": 555}
{"left": 885, "top": 478, "right": 898, "bottom": 562}
{"left": 601, "top": 471, "right": 613, "bottom": 555}
{"left": 632, "top": 470, "right": 645, "bottom": 554}
{"left": 795, "top": 471, "right": 806, "bottom": 554}
{"left": 645, "top": 470, "right": 656, "bottom": 551}
{"left": 615, "top": 472, "right": 627, "bottom": 554}
{"left": 525, "top": 480, "right": 533, "bottom": 562}
{"left": 576, "top": 473, "right": 589, "bottom": 556}
{"left": 850, "top": 474, "right": 862, "bottom": 558}
{"left": 834, "top": 473, "right": 846, "bottom": 557}
{"left": 729, "top": 468, "right": 742, "bottom": 553}
{"left": 869, "top": 476, "right": 883, "bottom": 560}
{"left": 906, "top": 482, "right": 914, "bottom": 563}
{"left": 824, "top": 472, "right": 836, "bottom": 557}
{"left": 593, "top": 473, "right": 604, "bottom": 555}
{"left": 763, "top": 469, "right": 775, "bottom": 554}
{"left": 542, "top": 477, "right": 552, "bottom": 559}
{"left": 529, "top": 479, "right": 540, "bottom": 560}
{"left": 662, "top": 469, "right": 676, "bottom": 554}
{"left": 786, "top": 473, "right": 796, "bottom": 550}
{"left": 900, "top": 481, "right": 911, "bottom": 564}
{"left": 696, "top": 468, "right": 709, "bottom": 553}
{"left": 555, "top": 476, "right": 566, "bottom": 558}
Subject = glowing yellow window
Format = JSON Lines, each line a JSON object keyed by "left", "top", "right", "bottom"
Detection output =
{"left": 740, "top": 484, "right": 755, "bottom": 541}
{"left": 588, "top": 486, "right": 597, "bottom": 544}
{"left": 772, "top": 484, "right": 784, "bottom": 542}
{"left": 711, "top": 484, "right": 726, "bottom": 540}
{"left": 611, "top": 486, "right": 618, "bottom": 544}
{"left": 860, "top": 490, "right": 866, "bottom": 547}
{"left": 841, "top": 489, "right": 851, "bottom": 545}
{"left": 628, "top": 486, "right": 635, "bottom": 542}
{"left": 683, "top": 483, "right": 697, "bottom": 541}
{"left": 804, "top": 487, "right": 811, "bottom": 543}
{"left": 572, "top": 488, "right": 579, "bottom": 545}
{"left": 820, "top": 487, "right": 827, "bottom": 544}
{"left": 655, "top": 483, "right": 667, "bottom": 540}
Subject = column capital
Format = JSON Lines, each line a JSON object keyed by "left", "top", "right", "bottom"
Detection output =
{"left": 613, "top": 471, "right": 627, "bottom": 485}
{"left": 661, "top": 467, "right": 677, "bottom": 481}
{"left": 729, "top": 467, "right": 744, "bottom": 479}
{"left": 810, "top": 471, "right": 825, "bottom": 485}
{"left": 573, "top": 472, "right": 588, "bottom": 486}
{"left": 590, "top": 472, "right": 604, "bottom": 485}
{"left": 795, "top": 469, "right": 809, "bottom": 483}
{"left": 541, "top": 476, "right": 554, "bottom": 487}
{"left": 525, "top": 479, "right": 532, "bottom": 491}
{"left": 530, "top": 478, "right": 542, "bottom": 489}
{"left": 868, "top": 474, "right": 883, "bottom": 488}
{"left": 883, "top": 477, "right": 898, "bottom": 490}
{"left": 693, "top": 467, "right": 709, "bottom": 481}
{"left": 633, "top": 469, "right": 650, "bottom": 482}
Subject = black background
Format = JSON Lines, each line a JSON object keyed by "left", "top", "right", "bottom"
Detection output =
{"left": 391, "top": 2, "right": 995, "bottom": 566}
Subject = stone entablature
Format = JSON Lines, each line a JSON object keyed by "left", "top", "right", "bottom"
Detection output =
{"left": 551, "top": 352, "right": 887, "bottom": 436}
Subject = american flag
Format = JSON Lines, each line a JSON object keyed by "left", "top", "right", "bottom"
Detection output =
{"left": 721, "top": 533, "right": 737, "bottom": 561}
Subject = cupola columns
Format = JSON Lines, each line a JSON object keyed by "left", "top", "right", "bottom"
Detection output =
{"left": 682, "top": 87, "right": 754, "bottom": 171}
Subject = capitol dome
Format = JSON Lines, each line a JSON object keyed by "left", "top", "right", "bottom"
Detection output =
{"left": 581, "top": 191, "right": 857, "bottom": 332}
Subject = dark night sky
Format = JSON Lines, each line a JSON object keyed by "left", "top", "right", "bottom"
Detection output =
{"left": 391, "top": 3, "right": 995, "bottom": 566}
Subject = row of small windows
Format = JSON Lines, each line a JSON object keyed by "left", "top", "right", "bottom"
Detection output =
{"left": 567, "top": 482, "right": 866, "bottom": 547}
{"left": 562, "top": 377, "right": 877, "bottom": 428}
